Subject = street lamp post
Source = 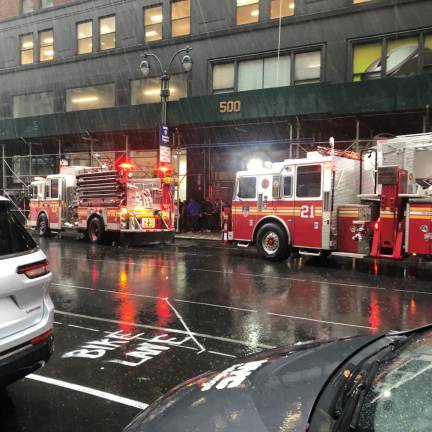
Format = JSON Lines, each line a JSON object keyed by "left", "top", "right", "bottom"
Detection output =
{"left": 140, "top": 46, "right": 193, "bottom": 125}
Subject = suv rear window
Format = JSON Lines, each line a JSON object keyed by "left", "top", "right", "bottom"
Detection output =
{"left": 0, "top": 204, "right": 37, "bottom": 257}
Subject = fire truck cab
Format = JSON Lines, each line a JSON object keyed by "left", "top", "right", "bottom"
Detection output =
{"left": 27, "top": 164, "right": 176, "bottom": 245}
{"left": 229, "top": 133, "right": 432, "bottom": 262}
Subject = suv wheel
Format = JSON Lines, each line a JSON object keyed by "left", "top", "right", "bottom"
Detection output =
{"left": 37, "top": 213, "right": 50, "bottom": 237}
{"left": 256, "top": 223, "right": 290, "bottom": 261}
{"left": 87, "top": 216, "right": 105, "bottom": 244}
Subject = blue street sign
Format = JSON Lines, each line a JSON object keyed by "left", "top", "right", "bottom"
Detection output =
{"left": 160, "top": 125, "right": 170, "bottom": 145}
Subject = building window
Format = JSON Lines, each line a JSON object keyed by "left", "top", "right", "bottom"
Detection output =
{"left": 66, "top": 84, "right": 116, "bottom": 112}
{"left": 77, "top": 21, "right": 93, "bottom": 55}
{"left": 21, "top": 0, "right": 34, "bottom": 13}
{"left": 13, "top": 92, "right": 54, "bottom": 118}
{"left": 171, "top": 0, "right": 190, "bottom": 37}
{"left": 99, "top": 16, "right": 116, "bottom": 50}
{"left": 294, "top": 51, "right": 321, "bottom": 84}
{"left": 41, "top": 0, "right": 54, "bottom": 8}
{"left": 212, "top": 50, "right": 319, "bottom": 93}
{"left": 40, "top": 29, "right": 54, "bottom": 62}
{"left": 237, "top": 0, "right": 259, "bottom": 25}
{"left": 264, "top": 55, "right": 291, "bottom": 87}
{"left": 131, "top": 75, "right": 187, "bottom": 105}
{"left": 353, "top": 0, "right": 372, "bottom": 3}
{"left": 270, "top": 0, "right": 295, "bottom": 19}
{"left": 20, "top": 34, "right": 34, "bottom": 65}
{"left": 352, "top": 34, "right": 429, "bottom": 82}
{"left": 145, "top": 5, "right": 163, "bottom": 42}
{"left": 213, "top": 63, "right": 235, "bottom": 94}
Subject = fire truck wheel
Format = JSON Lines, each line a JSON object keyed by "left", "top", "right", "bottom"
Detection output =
{"left": 37, "top": 213, "right": 50, "bottom": 238}
{"left": 256, "top": 223, "right": 290, "bottom": 261}
{"left": 87, "top": 216, "right": 105, "bottom": 244}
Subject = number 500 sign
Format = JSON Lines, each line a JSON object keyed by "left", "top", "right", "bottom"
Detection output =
{"left": 219, "top": 100, "right": 241, "bottom": 113}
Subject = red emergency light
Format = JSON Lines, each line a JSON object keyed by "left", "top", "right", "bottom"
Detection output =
{"left": 157, "top": 164, "right": 173, "bottom": 178}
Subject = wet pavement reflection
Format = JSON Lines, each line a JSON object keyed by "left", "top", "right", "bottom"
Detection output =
{"left": 2, "top": 237, "right": 432, "bottom": 432}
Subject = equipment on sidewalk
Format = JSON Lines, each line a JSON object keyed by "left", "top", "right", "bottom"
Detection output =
{"left": 225, "top": 133, "right": 432, "bottom": 261}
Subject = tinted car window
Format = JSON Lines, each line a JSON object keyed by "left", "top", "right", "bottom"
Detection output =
{"left": 0, "top": 204, "right": 37, "bottom": 256}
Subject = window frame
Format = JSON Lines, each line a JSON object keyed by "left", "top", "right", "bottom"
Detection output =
{"left": 270, "top": 0, "right": 295, "bottom": 20}
{"left": 171, "top": 0, "right": 191, "bottom": 38}
{"left": 295, "top": 164, "right": 323, "bottom": 200}
{"left": 144, "top": 4, "right": 163, "bottom": 42}
{"left": 235, "top": 0, "right": 260, "bottom": 26}
{"left": 12, "top": 91, "right": 55, "bottom": 118}
{"left": 210, "top": 46, "right": 323, "bottom": 94}
{"left": 65, "top": 83, "right": 116, "bottom": 112}
{"left": 77, "top": 20, "right": 93, "bottom": 55}
{"left": 237, "top": 176, "right": 258, "bottom": 200}
{"left": 20, "top": 33, "right": 35, "bottom": 65}
{"left": 283, "top": 175, "right": 293, "bottom": 198}
{"left": 99, "top": 15, "right": 116, "bottom": 51}
{"left": 39, "top": 28, "right": 54, "bottom": 62}
{"left": 349, "top": 30, "right": 431, "bottom": 82}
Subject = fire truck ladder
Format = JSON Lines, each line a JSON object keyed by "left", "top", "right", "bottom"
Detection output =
{"left": 77, "top": 170, "right": 126, "bottom": 207}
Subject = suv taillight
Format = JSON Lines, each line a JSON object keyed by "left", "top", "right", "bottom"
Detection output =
{"left": 17, "top": 259, "right": 49, "bottom": 279}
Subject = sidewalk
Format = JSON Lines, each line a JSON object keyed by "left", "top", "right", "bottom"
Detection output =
{"left": 175, "top": 231, "right": 221, "bottom": 241}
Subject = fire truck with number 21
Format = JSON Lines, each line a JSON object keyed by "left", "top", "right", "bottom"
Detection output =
{"left": 226, "top": 134, "right": 432, "bottom": 261}
{"left": 27, "top": 162, "right": 176, "bottom": 245}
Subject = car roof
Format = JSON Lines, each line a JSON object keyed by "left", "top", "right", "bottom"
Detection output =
{"left": 0, "top": 195, "right": 9, "bottom": 201}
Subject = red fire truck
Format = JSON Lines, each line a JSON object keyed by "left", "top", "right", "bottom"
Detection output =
{"left": 227, "top": 134, "right": 432, "bottom": 261}
{"left": 27, "top": 163, "right": 176, "bottom": 245}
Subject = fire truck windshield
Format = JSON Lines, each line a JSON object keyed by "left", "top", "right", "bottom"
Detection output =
{"left": 127, "top": 179, "right": 163, "bottom": 210}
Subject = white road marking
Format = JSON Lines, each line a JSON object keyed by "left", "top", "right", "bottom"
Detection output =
{"left": 26, "top": 374, "right": 149, "bottom": 410}
{"left": 208, "top": 350, "right": 237, "bottom": 358}
{"left": 174, "top": 298, "right": 257, "bottom": 313}
{"left": 191, "top": 268, "right": 307, "bottom": 282}
{"left": 53, "top": 283, "right": 379, "bottom": 331}
{"left": 53, "top": 321, "right": 63, "bottom": 325}
{"left": 55, "top": 310, "right": 275, "bottom": 349}
{"left": 67, "top": 324, "right": 100, "bottom": 332}
{"left": 311, "top": 280, "right": 386, "bottom": 291}
{"left": 267, "top": 312, "right": 377, "bottom": 330}
{"left": 394, "top": 288, "right": 432, "bottom": 296}
{"left": 164, "top": 298, "right": 206, "bottom": 354}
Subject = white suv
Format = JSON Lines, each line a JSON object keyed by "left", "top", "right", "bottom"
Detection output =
{"left": 0, "top": 196, "right": 54, "bottom": 387}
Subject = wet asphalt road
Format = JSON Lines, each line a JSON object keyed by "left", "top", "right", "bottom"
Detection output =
{"left": 2, "top": 237, "right": 432, "bottom": 432}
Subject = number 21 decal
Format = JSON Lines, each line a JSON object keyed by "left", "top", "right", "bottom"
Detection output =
{"left": 300, "top": 205, "right": 315, "bottom": 218}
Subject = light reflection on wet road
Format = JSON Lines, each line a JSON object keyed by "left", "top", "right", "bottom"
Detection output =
{"left": 2, "top": 237, "right": 432, "bottom": 432}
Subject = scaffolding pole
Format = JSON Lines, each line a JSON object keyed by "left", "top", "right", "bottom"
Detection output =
{"left": 2, "top": 144, "right": 6, "bottom": 195}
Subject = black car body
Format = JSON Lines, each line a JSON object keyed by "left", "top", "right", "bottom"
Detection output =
{"left": 124, "top": 326, "right": 432, "bottom": 432}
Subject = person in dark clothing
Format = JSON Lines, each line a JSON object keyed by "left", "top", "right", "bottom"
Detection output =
{"left": 179, "top": 200, "right": 188, "bottom": 232}
{"left": 201, "top": 197, "right": 214, "bottom": 232}
{"left": 187, "top": 198, "right": 201, "bottom": 232}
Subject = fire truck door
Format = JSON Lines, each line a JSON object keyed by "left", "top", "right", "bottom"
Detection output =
{"left": 233, "top": 176, "right": 258, "bottom": 240}
{"left": 45, "top": 178, "right": 61, "bottom": 229}
{"left": 293, "top": 164, "right": 323, "bottom": 249}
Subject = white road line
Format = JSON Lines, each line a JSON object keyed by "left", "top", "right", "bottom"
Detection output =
{"left": 191, "top": 268, "right": 306, "bottom": 282}
{"left": 208, "top": 350, "right": 237, "bottom": 358}
{"left": 165, "top": 299, "right": 206, "bottom": 354}
{"left": 311, "top": 280, "right": 386, "bottom": 291}
{"left": 26, "top": 374, "right": 149, "bottom": 410}
{"left": 174, "top": 298, "right": 257, "bottom": 313}
{"left": 53, "top": 321, "right": 63, "bottom": 325}
{"left": 52, "top": 283, "right": 161, "bottom": 300}
{"left": 394, "top": 288, "right": 432, "bottom": 296}
{"left": 267, "top": 312, "right": 376, "bottom": 330}
{"left": 53, "top": 284, "right": 377, "bottom": 331}
{"left": 67, "top": 324, "right": 100, "bottom": 332}
{"left": 55, "top": 310, "right": 275, "bottom": 349}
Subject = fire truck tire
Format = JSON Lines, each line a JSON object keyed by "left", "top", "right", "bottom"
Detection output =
{"left": 256, "top": 223, "right": 290, "bottom": 261}
{"left": 87, "top": 216, "right": 105, "bottom": 244}
{"left": 37, "top": 213, "right": 50, "bottom": 238}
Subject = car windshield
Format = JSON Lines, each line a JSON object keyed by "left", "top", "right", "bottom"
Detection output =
{"left": 354, "top": 329, "right": 432, "bottom": 432}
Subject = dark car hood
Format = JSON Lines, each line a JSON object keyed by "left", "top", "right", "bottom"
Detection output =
{"left": 124, "top": 334, "right": 380, "bottom": 432}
